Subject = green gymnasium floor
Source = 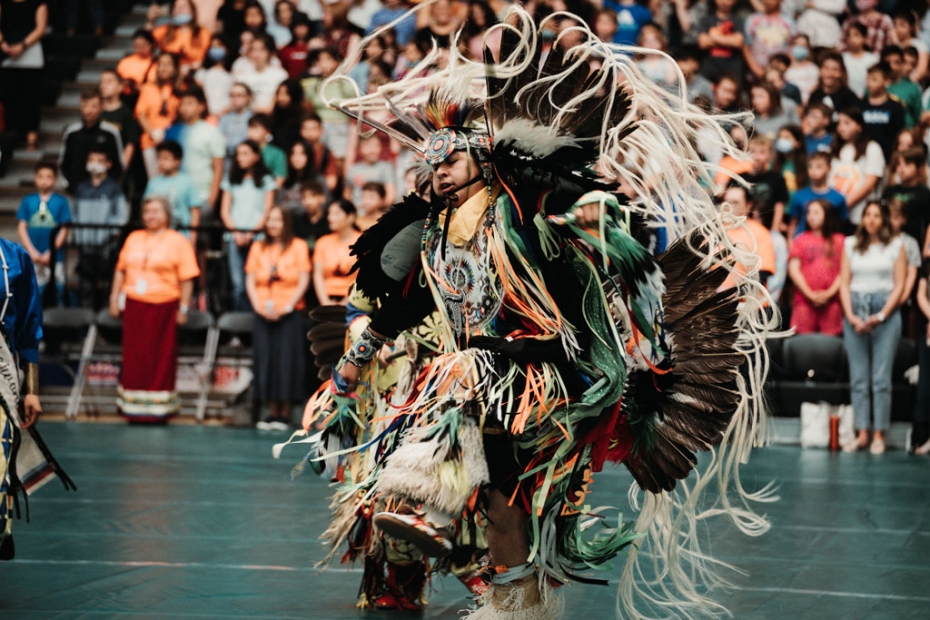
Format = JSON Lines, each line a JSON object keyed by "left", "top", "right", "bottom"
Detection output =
{"left": 2, "top": 423, "right": 928, "bottom": 620}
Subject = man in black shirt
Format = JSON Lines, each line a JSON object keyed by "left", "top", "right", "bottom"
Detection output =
{"left": 808, "top": 51, "right": 861, "bottom": 125}
{"left": 59, "top": 89, "right": 124, "bottom": 191}
{"left": 861, "top": 62, "right": 906, "bottom": 160}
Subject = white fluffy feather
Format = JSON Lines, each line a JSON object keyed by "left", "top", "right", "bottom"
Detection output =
{"left": 493, "top": 119, "right": 580, "bottom": 158}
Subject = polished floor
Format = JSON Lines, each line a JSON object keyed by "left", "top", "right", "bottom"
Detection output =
{"left": 1, "top": 423, "right": 928, "bottom": 619}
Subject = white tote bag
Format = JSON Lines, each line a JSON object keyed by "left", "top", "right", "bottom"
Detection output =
{"left": 800, "top": 402, "right": 855, "bottom": 449}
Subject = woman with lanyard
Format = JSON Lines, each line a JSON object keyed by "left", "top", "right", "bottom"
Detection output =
{"left": 109, "top": 197, "right": 199, "bottom": 423}
{"left": 1, "top": 238, "right": 75, "bottom": 560}
{"left": 245, "top": 205, "right": 311, "bottom": 430}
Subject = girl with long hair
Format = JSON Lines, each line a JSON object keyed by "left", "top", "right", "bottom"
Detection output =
{"left": 839, "top": 200, "right": 907, "bottom": 454}
{"left": 788, "top": 199, "right": 845, "bottom": 334}
{"left": 750, "top": 81, "right": 791, "bottom": 140}
{"left": 220, "top": 140, "right": 277, "bottom": 310}
{"left": 829, "top": 107, "right": 886, "bottom": 224}
{"left": 152, "top": 0, "right": 212, "bottom": 73}
{"left": 271, "top": 79, "right": 306, "bottom": 152}
{"left": 136, "top": 53, "right": 183, "bottom": 178}
{"left": 277, "top": 139, "right": 319, "bottom": 213}
{"left": 246, "top": 205, "right": 311, "bottom": 430}
{"left": 312, "top": 199, "right": 360, "bottom": 305}
{"left": 774, "top": 124, "right": 809, "bottom": 196}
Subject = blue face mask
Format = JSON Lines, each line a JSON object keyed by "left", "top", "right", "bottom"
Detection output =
{"left": 173, "top": 13, "right": 193, "bottom": 26}
{"left": 775, "top": 137, "right": 795, "bottom": 154}
{"left": 207, "top": 47, "right": 226, "bottom": 62}
{"left": 791, "top": 45, "right": 809, "bottom": 61}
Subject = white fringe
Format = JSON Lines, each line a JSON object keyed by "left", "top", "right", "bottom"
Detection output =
{"left": 375, "top": 420, "right": 489, "bottom": 515}
{"left": 465, "top": 579, "right": 564, "bottom": 620}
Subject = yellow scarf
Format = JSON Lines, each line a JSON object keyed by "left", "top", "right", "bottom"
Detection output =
{"left": 437, "top": 185, "right": 500, "bottom": 247}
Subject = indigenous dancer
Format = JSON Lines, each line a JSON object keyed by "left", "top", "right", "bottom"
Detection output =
{"left": 282, "top": 6, "right": 775, "bottom": 619}
{"left": 307, "top": 195, "right": 488, "bottom": 610}
{"left": 0, "top": 239, "right": 76, "bottom": 560}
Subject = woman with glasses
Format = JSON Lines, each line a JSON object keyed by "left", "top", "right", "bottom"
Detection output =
{"left": 245, "top": 206, "right": 311, "bottom": 430}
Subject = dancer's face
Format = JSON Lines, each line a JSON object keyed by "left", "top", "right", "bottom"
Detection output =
{"left": 432, "top": 151, "right": 483, "bottom": 205}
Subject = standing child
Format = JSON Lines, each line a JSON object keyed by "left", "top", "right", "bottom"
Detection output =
{"left": 788, "top": 199, "right": 845, "bottom": 334}
{"left": 882, "top": 147, "right": 930, "bottom": 246}
{"left": 219, "top": 139, "right": 277, "bottom": 310}
{"left": 784, "top": 34, "right": 819, "bottom": 104}
{"left": 743, "top": 135, "right": 790, "bottom": 233}
{"left": 302, "top": 47, "right": 354, "bottom": 166}
{"left": 773, "top": 124, "right": 808, "bottom": 196}
{"left": 788, "top": 151, "right": 849, "bottom": 238}
{"left": 743, "top": 0, "right": 794, "bottom": 81}
{"left": 72, "top": 148, "right": 130, "bottom": 309}
{"left": 356, "top": 181, "right": 388, "bottom": 231}
{"left": 887, "top": 198, "right": 922, "bottom": 337}
{"left": 194, "top": 35, "right": 235, "bottom": 117}
{"left": 881, "top": 45, "right": 923, "bottom": 128}
{"left": 246, "top": 114, "right": 288, "bottom": 187}
{"left": 218, "top": 83, "right": 254, "bottom": 161}
{"left": 860, "top": 62, "right": 906, "bottom": 160}
{"left": 696, "top": 0, "right": 745, "bottom": 84}
{"left": 345, "top": 134, "right": 396, "bottom": 206}
{"left": 802, "top": 102, "right": 835, "bottom": 155}
{"left": 143, "top": 141, "right": 200, "bottom": 242}
{"left": 829, "top": 107, "right": 885, "bottom": 224}
{"left": 16, "top": 163, "right": 71, "bottom": 294}
{"left": 842, "top": 23, "right": 878, "bottom": 98}
{"left": 299, "top": 113, "right": 340, "bottom": 195}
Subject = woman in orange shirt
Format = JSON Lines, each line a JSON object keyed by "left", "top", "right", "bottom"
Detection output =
{"left": 110, "top": 197, "right": 200, "bottom": 423}
{"left": 152, "top": 0, "right": 212, "bottom": 74}
{"left": 136, "top": 53, "right": 182, "bottom": 178}
{"left": 245, "top": 206, "right": 311, "bottom": 429}
{"left": 313, "top": 199, "right": 360, "bottom": 305}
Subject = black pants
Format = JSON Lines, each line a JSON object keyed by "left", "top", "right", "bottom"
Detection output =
{"left": 0, "top": 67, "right": 42, "bottom": 134}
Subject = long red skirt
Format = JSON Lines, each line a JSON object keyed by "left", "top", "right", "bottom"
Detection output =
{"left": 117, "top": 298, "right": 179, "bottom": 423}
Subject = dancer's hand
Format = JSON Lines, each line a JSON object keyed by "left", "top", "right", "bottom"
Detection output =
{"left": 337, "top": 362, "right": 361, "bottom": 389}
{"left": 572, "top": 201, "right": 602, "bottom": 228}
{"left": 22, "top": 394, "right": 42, "bottom": 429}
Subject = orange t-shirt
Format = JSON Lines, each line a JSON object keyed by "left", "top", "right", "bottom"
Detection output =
{"left": 153, "top": 24, "right": 212, "bottom": 68}
{"left": 136, "top": 83, "right": 180, "bottom": 150}
{"left": 245, "top": 239, "right": 312, "bottom": 313}
{"left": 117, "top": 229, "right": 200, "bottom": 304}
{"left": 313, "top": 232, "right": 361, "bottom": 298}
{"left": 714, "top": 157, "right": 755, "bottom": 193}
{"left": 723, "top": 217, "right": 777, "bottom": 290}
{"left": 116, "top": 54, "right": 157, "bottom": 90}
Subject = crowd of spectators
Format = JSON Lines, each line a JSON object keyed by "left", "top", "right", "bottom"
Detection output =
{"left": 1, "top": 0, "right": 930, "bottom": 445}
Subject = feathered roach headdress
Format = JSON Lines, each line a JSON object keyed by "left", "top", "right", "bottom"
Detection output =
{"left": 323, "top": 8, "right": 638, "bottom": 201}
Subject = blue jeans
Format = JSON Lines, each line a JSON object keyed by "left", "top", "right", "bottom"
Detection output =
{"left": 226, "top": 237, "right": 253, "bottom": 312}
{"left": 843, "top": 291, "right": 901, "bottom": 431}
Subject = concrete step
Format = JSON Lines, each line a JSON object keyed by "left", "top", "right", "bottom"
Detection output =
{"left": 76, "top": 68, "right": 105, "bottom": 84}
{"left": 96, "top": 47, "right": 133, "bottom": 62}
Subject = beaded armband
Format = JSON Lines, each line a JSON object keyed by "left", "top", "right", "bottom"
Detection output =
{"left": 344, "top": 328, "right": 387, "bottom": 368}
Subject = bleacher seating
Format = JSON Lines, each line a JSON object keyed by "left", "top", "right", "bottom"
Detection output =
{"left": 766, "top": 334, "right": 918, "bottom": 421}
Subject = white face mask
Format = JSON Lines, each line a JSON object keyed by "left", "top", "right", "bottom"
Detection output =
{"left": 86, "top": 162, "right": 108, "bottom": 175}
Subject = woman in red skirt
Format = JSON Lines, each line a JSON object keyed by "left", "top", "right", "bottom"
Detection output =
{"left": 109, "top": 197, "right": 200, "bottom": 423}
